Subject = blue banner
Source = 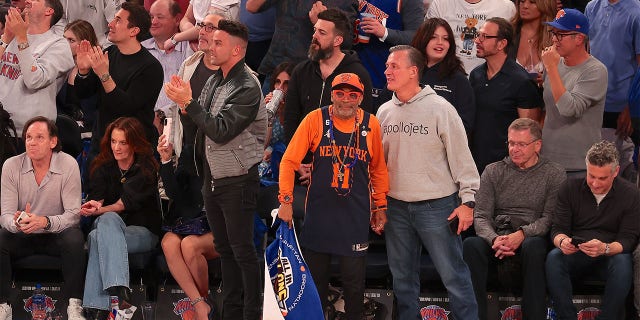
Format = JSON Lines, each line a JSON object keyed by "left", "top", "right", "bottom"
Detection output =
{"left": 263, "top": 218, "right": 324, "bottom": 320}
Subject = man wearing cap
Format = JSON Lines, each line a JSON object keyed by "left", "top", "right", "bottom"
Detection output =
{"left": 278, "top": 72, "right": 389, "bottom": 320}
{"left": 541, "top": 8, "right": 607, "bottom": 178}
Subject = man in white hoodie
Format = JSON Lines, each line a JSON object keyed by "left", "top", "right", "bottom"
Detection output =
{"left": 376, "top": 44, "right": 480, "bottom": 320}
{"left": 0, "top": 0, "right": 74, "bottom": 142}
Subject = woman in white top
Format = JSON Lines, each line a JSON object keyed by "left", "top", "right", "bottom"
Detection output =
{"left": 509, "top": 0, "right": 557, "bottom": 86}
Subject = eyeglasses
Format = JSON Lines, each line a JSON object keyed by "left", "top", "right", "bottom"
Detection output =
{"left": 333, "top": 90, "right": 361, "bottom": 100}
{"left": 474, "top": 33, "right": 500, "bottom": 42}
{"left": 548, "top": 31, "right": 579, "bottom": 41}
{"left": 506, "top": 139, "right": 539, "bottom": 149}
{"left": 196, "top": 22, "right": 217, "bottom": 33}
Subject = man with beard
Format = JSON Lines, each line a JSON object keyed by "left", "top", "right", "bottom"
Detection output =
{"left": 282, "top": 8, "right": 372, "bottom": 144}
{"left": 469, "top": 17, "right": 543, "bottom": 174}
{"left": 245, "top": 0, "right": 358, "bottom": 90}
{"left": 278, "top": 73, "right": 388, "bottom": 320}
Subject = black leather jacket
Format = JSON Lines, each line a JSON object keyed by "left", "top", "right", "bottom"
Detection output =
{"left": 184, "top": 59, "right": 267, "bottom": 182}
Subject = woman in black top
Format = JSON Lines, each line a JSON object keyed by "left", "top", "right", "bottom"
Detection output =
{"left": 158, "top": 133, "right": 219, "bottom": 320}
{"left": 412, "top": 18, "right": 476, "bottom": 135}
{"left": 80, "top": 117, "right": 161, "bottom": 318}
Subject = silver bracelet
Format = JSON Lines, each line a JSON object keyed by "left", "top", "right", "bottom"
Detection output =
{"left": 190, "top": 296, "right": 206, "bottom": 306}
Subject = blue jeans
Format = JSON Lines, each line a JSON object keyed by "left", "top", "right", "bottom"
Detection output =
{"left": 82, "top": 212, "right": 158, "bottom": 310}
{"left": 386, "top": 194, "right": 478, "bottom": 320}
{"left": 546, "top": 248, "right": 632, "bottom": 320}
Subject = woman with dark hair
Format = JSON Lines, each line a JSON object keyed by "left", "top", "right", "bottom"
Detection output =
{"left": 58, "top": 19, "right": 100, "bottom": 130}
{"left": 510, "top": 0, "right": 557, "bottom": 85}
{"left": 262, "top": 61, "right": 295, "bottom": 166}
{"left": 411, "top": 18, "right": 475, "bottom": 134}
{"left": 80, "top": 117, "right": 161, "bottom": 319}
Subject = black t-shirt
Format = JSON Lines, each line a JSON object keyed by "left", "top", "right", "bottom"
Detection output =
{"left": 469, "top": 59, "right": 543, "bottom": 173}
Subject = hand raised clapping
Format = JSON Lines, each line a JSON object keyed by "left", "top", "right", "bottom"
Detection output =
{"left": 76, "top": 40, "right": 108, "bottom": 76}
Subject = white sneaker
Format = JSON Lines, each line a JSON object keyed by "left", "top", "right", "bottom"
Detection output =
{"left": 0, "top": 303, "right": 11, "bottom": 320}
{"left": 67, "top": 298, "right": 86, "bottom": 320}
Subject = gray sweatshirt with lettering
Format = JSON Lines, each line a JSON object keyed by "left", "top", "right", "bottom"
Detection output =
{"left": 376, "top": 85, "right": 479, "bottom": 203}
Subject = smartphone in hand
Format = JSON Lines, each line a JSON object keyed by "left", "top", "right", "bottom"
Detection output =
{"left": 16, "top": 211, "right": 28, "bottom": 224}
{"left": 571, "top": 236, "right": 587, "bottom": 246}
{"left": 162, "top": 117, "right": 172, "bottom": 147}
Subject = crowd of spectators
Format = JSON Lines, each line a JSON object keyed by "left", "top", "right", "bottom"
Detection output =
{"left": 1, "top": 0, "right": 640, "bottom": 319}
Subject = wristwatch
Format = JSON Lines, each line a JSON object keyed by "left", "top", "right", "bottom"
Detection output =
{"left": 0, "top": 39, "right": 8, "bottom": 50}
{"left": 278, "top": 194, "right": 293, "bottom": 205}
{"left": 170, "top": 34, "right": 178, "bottom": 46}
{"left": 100, "top": 73, "right": 111, "bottom": 83}
{"left": 17, "top": 41, "right": 29, "bottom": 51}
{"left": 462, "top": 201, "right": 476, "bottom": 209}
{"left": 604, "top": 243, "right": 611, "bottom": 255}
{"left": 44, "top": 216, "right": 51, "bottom": 231}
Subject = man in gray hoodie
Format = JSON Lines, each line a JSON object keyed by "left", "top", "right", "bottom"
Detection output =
{"left": 377, "top": 44, "right": 479, "bottom": 320}
{"left": 463, "top": 118, "right": 566, "bottom": 320}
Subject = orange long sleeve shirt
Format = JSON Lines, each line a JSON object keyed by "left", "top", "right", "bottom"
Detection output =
{"left": 278, "top": 106, "right": 389, "bottom": 209}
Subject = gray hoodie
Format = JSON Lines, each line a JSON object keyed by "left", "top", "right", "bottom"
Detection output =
{"left": 376, "top": 85, "right": 479, "bottom": 203}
